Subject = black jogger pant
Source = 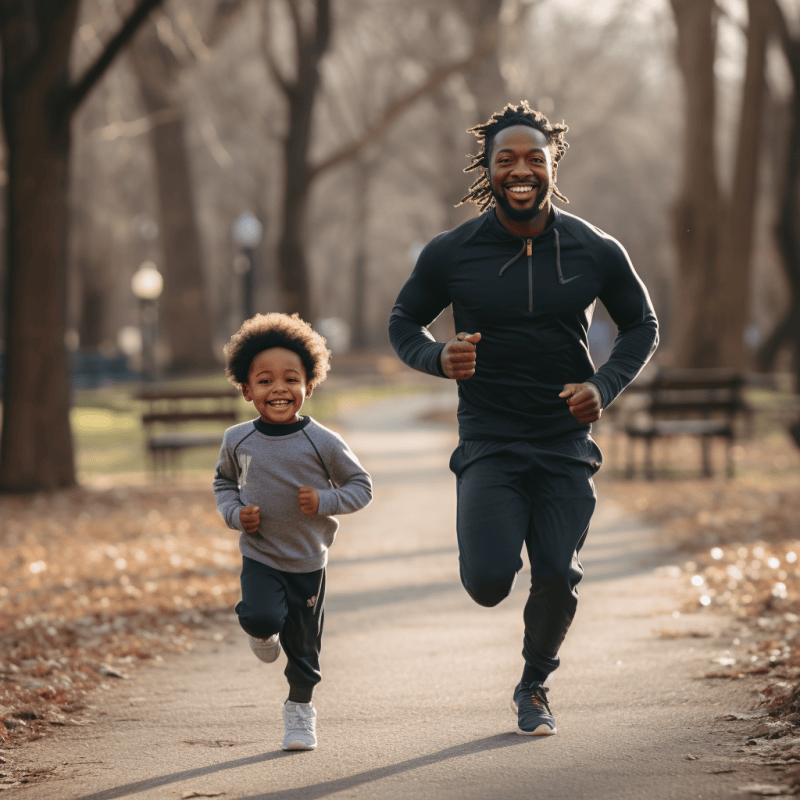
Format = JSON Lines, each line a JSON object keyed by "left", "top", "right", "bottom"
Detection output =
{"left": 236, "top": 556, "right": 325, "bottom": 688}
{"left": 449, "top": 435, "right": 602, "bottom": 682}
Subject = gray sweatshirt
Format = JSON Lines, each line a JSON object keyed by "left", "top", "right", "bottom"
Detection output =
{"left": 213, "top": 416, "right": 372, "bottom": 572}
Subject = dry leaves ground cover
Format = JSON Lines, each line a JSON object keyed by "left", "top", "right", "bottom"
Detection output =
{"left": 0, "top": 482, "right": 243, "bottom": 788}
{"left": 1, "top": 381, "right": 799, "bottom": 793}
{"left": 597, "top": 427, "right": 800, "bottom": 795}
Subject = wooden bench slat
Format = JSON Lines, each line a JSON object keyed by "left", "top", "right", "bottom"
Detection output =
{"left": 137, "top": 388, "right": 240, "bottom": 401}
{"left": 142, "top": 411, "right": 238, "bottom": 425}
{"left": 623, "top": 369, "right": 749, "bottom": 479}
{"left": 148, "top": 433, "right": 225, "bottom": 450}
{"left": 139, "top": 387, "right": 241, "bottom": 473}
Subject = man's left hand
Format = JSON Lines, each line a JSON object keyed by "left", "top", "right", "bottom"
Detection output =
{"left": 559, "top": 383, "right": 602, "bottom": 423}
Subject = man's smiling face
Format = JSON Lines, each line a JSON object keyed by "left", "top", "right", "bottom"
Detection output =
{"left": 242, "top": 347, "right": 313, "bottom": 425}
{"left": 488, "top": 125, "right": 554, "bottom": 224}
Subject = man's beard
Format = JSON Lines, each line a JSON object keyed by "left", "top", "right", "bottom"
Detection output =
{"left": 492, "top": 185, "right": 552, "bottom": 222}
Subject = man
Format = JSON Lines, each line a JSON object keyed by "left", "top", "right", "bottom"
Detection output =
{"left": 388, "top": 101, "right": 658, "bottom": 736}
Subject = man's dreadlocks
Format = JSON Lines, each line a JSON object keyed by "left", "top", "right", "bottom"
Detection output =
{"left": 458, "top": 101, "right": 569, "bottom": 210}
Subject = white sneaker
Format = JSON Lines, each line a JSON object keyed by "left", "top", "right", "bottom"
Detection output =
{"left": 282, "top": 702, "right": 317, "bottom": 750}
{"left": 249, "top": 634, "right": 281, "bottom": 663}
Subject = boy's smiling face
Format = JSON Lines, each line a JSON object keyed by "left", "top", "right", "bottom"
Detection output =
{"left": 242, "top": 347, "right": 313, "bottom": 425}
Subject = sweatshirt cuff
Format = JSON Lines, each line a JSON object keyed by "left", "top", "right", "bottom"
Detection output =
{"left": 316, "top": 489, "right": 337, "bottom": 516}
{"left": 229, "top": 504, "right": 246, "bottom": 532}
{"left": 435, "top": 347, "right": 446, "bottom": 377}
{"left": 586, "top": 377, "right": 609, "bottom": 409}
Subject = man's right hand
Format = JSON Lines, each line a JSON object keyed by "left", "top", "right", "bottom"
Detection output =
{"left": 441, "top": 332, "right": 481, "bottom": 380}
{"left": 240, "top": 505, "right": 260, "bottom": 534}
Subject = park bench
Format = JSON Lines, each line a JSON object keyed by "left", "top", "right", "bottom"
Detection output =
{"left": 137, "top": 387, "right": 241, "bottom": 473}
{"left": 622, "top": 368, "right": 750, "bottom": 480}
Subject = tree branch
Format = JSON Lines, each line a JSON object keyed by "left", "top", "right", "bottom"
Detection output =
{"left": 315, "top": 0, "right": 331, "bottom": 57}
{"left": 259, "top": 3, "right": 293, "bottom": 95}
{"left": 59, "top": 0, "right": 163, "bottom": 121}
{"left": 204, "top": 0, "right": 247, "bottom": 50}
{"left": 309, "top": 28, "right": 497, "bottom": 180}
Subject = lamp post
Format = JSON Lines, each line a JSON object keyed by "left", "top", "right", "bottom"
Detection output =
{"left": 231, "top": 212, "right": 263, "bottom": 321}
{"left": 131, "top": 261, "right": 164, "bottom": 382}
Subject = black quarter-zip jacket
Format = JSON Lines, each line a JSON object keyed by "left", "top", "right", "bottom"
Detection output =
{"left": 389, "top": 206, "right": 659, "bottom": 442}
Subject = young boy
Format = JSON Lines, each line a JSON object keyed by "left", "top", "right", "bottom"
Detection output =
{"left": 213, "top": 312, "right": 372, "bottom": 751}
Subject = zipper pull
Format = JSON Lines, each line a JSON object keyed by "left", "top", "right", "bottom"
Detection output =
{"left": 526, "top": 239, "right": 532, "bottom": 256}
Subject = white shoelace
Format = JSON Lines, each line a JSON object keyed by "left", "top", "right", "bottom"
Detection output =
{"left": 286, "top": 710, "right": 315, "bottom": 732}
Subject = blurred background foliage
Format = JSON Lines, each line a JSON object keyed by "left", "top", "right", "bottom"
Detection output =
{"left": 0, "top": 0, "right": 799, "bottom": 490}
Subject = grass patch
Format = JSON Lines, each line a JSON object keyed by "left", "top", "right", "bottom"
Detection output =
{"left": 71, "top": 378, "right": 437, "bottom": 482}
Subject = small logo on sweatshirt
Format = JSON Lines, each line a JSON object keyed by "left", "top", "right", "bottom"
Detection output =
{"left": 238, "top": 454, "right": 252, "bottom": 488}
{"left": 307, "top": 596, "right": 317, "bottom": 608}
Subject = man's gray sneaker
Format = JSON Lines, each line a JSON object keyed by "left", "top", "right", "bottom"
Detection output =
{"left": 282, "top": 702, "right": 317, "bottom": 750}
{"left": 249, "top": 634, "right": 281, "bottom": 663}
{"left": 512, "top": 681, "right": 556, "bottom": 736}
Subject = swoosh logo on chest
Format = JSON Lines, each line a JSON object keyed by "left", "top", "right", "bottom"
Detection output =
{"left": 559, "top": 275, "right": 582, "bottom": 285}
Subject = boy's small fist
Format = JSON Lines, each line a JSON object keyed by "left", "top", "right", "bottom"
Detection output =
{"left": 298, "top": 486, "right": 320, "bottom": 516}
{"left": 240, "top": 505, "right": 260, "bottom": 533}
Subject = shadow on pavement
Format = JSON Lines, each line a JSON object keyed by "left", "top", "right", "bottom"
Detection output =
{"left": 71, "top": 751, "right": 292, "bottom": 800}
{"left": 244, "top": 733, "right": 535, "bottom": 800}
{"left": 70, "top": 733, "right": 534, "bottom": 800}
{"left": 326, "top": 580, "right": 463, "bottom": 612}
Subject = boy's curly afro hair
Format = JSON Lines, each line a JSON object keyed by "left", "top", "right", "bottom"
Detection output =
{"left": 224, "top": 313, "right": 331, "bottom": 388}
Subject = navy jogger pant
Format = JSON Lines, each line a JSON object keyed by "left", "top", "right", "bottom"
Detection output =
{"left": 449, "top": 435, "right": 603, "bottom": 682}
{"left": 236, "top": 556, "right": 325, "bottom": 688}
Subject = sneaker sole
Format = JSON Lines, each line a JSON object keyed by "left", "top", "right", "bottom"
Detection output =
{"left": 249, "top": 638, "right": 281, "bottom": 663}
{"left": 511, "top": 700, "right": 557, "bottom": 736}
{"left": 283, "top": 740, "right": 317, "bottom": 751}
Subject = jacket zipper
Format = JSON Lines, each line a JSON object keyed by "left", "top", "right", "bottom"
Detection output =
{"left": 526, "top": 239, "right": 533, "bottom": 312}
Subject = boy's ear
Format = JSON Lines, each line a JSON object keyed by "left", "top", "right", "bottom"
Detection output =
{"left": 306, "top": 383, "right": 314, "bottom": 398}
{"left": 241, "top": 383, "right": 252, "bottom": 402}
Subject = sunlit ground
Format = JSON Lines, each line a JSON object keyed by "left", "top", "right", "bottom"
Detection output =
{"left": 1, "top": 380, "right": 799, "bottom": 758}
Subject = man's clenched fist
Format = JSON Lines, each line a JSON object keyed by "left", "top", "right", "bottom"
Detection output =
{"left": 240, "top": 505, "right": 260, "bottom": 533}
{"left": 441, "top": 332, "right": 481, "bottom": 380}
{"left": 559, "top": 383, "right": 603, "bottom": 424}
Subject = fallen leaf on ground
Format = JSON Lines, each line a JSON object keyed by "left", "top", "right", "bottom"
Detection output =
{"left": 181, "top": 792, "right": 226, "bottom": 799}
{"left": 686, "top": 754, "right": 702, "bottom": 760}
{"left": 738, "top": 784, "right": 790, "bottom": 796}
{"left": 723, "top": 711, "right": 769, "bottom": 721}
{"left": 653, "top": 629, "right": 712, "bottom": 639}
{"left": 98, "top": 665, "right": 126, "bottom": 679}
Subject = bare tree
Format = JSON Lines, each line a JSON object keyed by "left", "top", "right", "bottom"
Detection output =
{"left": 261, "top": 0, "right": 496, "bottom": 320}
{"left": 718, "top": 0, "right": 770, "bottom": 368}
{"left": 669, "top": 0, "right": 769, "bottom": 369}
{"left": 0, "top": 0, "right": 162, "bottom": 492}
{"left": 261, "top": 0, "right": 333, "bottom": 321}
{"left": 128, "top": 8, "right": 218, "bottom": 373}
{"left": 758, "top": 0, "right": 800, "bottom": 425}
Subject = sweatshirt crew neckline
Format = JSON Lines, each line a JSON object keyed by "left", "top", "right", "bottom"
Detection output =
{"left": 253, "top": 416, "right": 311, "bottom": 437}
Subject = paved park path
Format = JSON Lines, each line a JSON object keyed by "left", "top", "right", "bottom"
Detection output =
{"left": 5, "top": 388, "right": 778, "bottom": 799}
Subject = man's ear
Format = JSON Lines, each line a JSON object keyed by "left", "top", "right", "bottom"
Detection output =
{"left": 306, "top": 383, "right": 314, "bottom": 399}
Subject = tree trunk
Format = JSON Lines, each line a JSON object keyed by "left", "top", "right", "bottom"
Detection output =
{"left": 129, "top": 21, "right": 216, "bottom": 373}
{"left": 757, "top": 26, "right": 800, "bottom": 386}
{"left": 0, "top": 3, "right": 80, "bottom": 491}
{"left": 0, "top": 0, "right": 161, "bottom": 492}
{"left": 669, "top": 0, "right": 724, "bottom": 368}
{"left": 461, "top": 0, "right": 506, "bottom": 124}
{"left": 269, "top": 0, "right": 331, "bottom": 322}
{"left": 350, "top": 154, "right": 376, "bottom": 348}
{"left": 278, "top": 94, "right": 315, "bottom": 320}
{"left": 717, "top": 0, "right": 769, "bottom": 369}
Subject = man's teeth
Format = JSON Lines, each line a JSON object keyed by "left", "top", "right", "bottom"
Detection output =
{"left": 508, "top": 185, "right": 533, "bottom": 193}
